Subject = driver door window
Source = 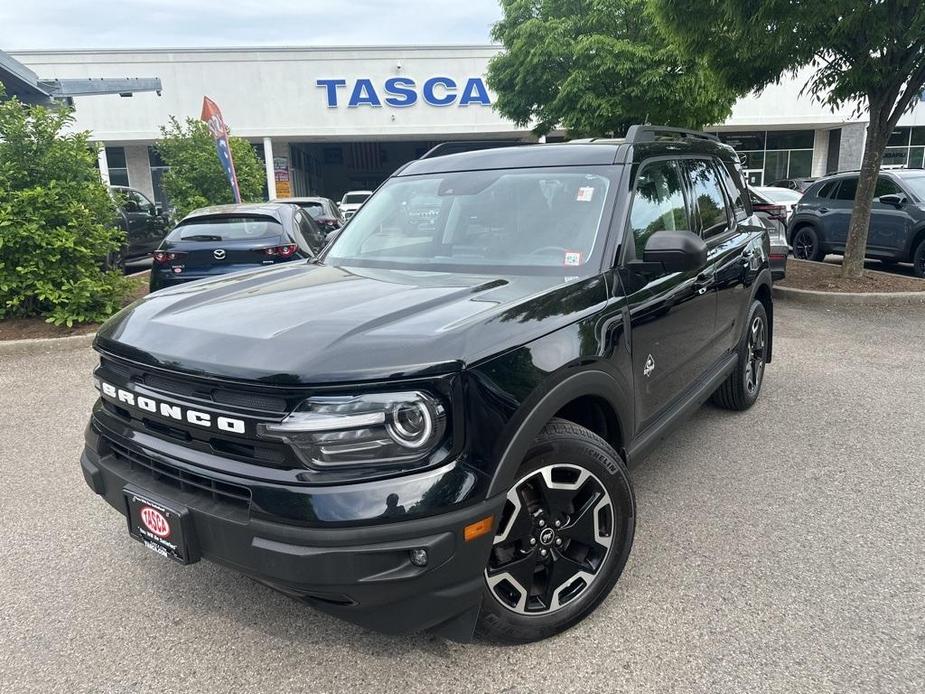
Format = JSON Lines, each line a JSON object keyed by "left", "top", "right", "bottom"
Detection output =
{"left": 685, "top": 159, "right": 732, "bottom": 239}
{"left": 628, "top": 159, "right": 689, "bottom": 258}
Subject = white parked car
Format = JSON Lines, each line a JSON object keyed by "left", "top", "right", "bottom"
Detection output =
{"left": 750, "top": 186, "right": 803, "bottom": 280}
{"left": 339, "top": 190, "right": 373, "bottom": 220}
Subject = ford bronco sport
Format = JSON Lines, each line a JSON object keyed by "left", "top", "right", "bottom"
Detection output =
{"left": 81, "top": 126, "right": 773, "bottom": 644}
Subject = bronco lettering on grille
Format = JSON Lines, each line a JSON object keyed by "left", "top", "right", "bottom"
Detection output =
{"left": 99, "top": 381, "right": 246, "bottom": 434}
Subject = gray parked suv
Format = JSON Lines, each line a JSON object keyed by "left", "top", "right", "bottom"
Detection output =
{"left": 787, "top": 170, "right": 925, "bottom": 277}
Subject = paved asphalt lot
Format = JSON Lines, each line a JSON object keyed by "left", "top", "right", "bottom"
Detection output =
{"left": 1, "top": 301, "right": 923, "bottom": 693}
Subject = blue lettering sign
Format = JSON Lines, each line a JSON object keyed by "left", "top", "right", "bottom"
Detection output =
{"left": 349, "top": 79, "right": 381, "bottom": 107}
{"left": 384, "top": 77, "right": 418, "bottom": 107}
{"left": 316, "top": 79, "right": 347, "bottom": 107}
{"left": 459, "top": 77, "right": 492, "bottom": 107}
{"left": 317, "top": 77, "right": 491, "bottom": 107}
{"left": 422, "top": 77, "right": 457, "bottom": 107}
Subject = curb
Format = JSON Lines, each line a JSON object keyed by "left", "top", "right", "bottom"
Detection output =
{"left": 0, "top": 332, "right": 96, "bottom": 357}
{"left": 773, "top": 284, "right": 925, "bottom": 306}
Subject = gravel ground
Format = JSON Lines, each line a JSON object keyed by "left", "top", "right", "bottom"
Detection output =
{"left": 1, "top": 301, "right": 923, "bottom": 693}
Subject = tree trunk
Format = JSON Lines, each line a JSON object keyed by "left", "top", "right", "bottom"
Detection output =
{"left": 841, "top": 120, "right": 888, "bottom": 279}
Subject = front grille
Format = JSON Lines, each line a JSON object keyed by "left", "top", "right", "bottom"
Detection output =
{"left": 105, "top": 435, "right": 251, "bottom": 510}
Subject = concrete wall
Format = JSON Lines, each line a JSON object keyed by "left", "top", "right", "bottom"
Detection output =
{"left": 811, "top": 129, "right": 830, "bottom": 177}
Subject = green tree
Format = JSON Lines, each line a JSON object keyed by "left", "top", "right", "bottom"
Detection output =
{"left": 155, "top": 116, "right": 265, "bottom": 219}
{"left": 0, "top": 88, "right": 129, "bottom": 326}
{"left": 486, "top": 0, "right": 740, "bottom": 137}
{"left": 652, "top": 0, "right": 925, "bottom": 279}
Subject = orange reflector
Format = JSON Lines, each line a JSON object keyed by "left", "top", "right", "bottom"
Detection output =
{"left": 464, "top": 515, "right": 494, "bottom": 542}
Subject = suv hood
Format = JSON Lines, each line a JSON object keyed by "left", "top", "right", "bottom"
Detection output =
{"left": 97, "top": 262, "right": 608, "bottom": 385}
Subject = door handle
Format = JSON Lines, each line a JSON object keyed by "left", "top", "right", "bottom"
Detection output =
{"left": 693, "top": 272, "right": 713, "bottom": 295}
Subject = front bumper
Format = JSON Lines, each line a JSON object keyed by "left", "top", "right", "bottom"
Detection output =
{"left": 80, "top": 425, "right": 503, "bottom": 640}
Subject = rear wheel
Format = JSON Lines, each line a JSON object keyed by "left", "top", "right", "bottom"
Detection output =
{"left": 913, "top": 239, "right": 925, "bottom": 279}
{"left": 711, "top": 300, "right": 768, "bottom": 411}
{"left": 791, "top": 226, "right": 824, "bottom": 261}
{"left": 476, "top": 419, "right": 635, "bottom": 644}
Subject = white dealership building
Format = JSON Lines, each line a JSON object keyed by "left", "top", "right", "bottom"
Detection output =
{"left": 10, "top": 46, "right": 925, "bottom": 205}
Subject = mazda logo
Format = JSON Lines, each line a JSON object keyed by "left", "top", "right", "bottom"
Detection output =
{"left": 213, "top": 249, "right": 226, "bottom": 260}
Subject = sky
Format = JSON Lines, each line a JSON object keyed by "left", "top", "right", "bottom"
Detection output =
{"left": 0, "top": 0, "right": 503, "bottom": 50}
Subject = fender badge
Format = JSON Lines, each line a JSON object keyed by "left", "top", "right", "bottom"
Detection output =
{"left": 643, "top": 354, "right": 655, "bottom": 377}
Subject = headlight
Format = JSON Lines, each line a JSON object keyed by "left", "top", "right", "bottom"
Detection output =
{"left": 257, "top": 391, "right": 447, "bottom": 468}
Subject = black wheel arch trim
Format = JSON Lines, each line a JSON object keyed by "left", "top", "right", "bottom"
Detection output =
{"left": 486, "top": 370, "right": 633, "bottom": 498}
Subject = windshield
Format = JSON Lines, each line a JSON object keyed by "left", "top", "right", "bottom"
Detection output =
{"left": 324, "top": 167, "right": 612, "bottom": 275}
{"left": 900, "top": 175, "right": 925, "bottom": 202}
{"left": 169, "top": 216, "right": 283, "bottom": 242}
{"left": 756, "top": 187, "right": 803, "bottom": 203}
{"left": 342, "top": 193, "right": 370, "bottom": 205}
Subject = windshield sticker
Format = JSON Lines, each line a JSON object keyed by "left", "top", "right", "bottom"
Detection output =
{"left": 564, "top": 251, "right": 582, "bottom": 266}
{"left": 576, "top": 187, "right": 595, "bottom": 202}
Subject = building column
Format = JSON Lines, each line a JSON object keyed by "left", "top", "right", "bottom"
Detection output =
{"left": 263, "top": 137, "right": 277, "bottom": 200}
{"left": 97, "top": 145, "right": 110, "bottom": 185}
{"left": 838, "top": 122, "right": 867, "bottom": 171}
{"left": 811, "top": 129, "right": 830, "bottom": 177}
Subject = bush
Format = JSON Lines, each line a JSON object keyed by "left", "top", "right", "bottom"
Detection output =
{"left": 155, "top": 116, "right": 265, "bottom": 220}
{"left": 0, "top": 91, "right": 130, "bottom": 326}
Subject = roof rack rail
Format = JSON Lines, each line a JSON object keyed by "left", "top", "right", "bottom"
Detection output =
{"left": 624, "top": 125, "right": 719, "bottom": 144}
{"left": 419, "top": 140, "right": 532, "bottom": 160}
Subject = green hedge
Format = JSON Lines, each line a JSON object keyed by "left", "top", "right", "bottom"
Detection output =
{"left": 0, "top": 91, "right": 130, "bottom": 326}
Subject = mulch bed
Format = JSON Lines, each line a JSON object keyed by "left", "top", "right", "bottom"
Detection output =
{"left": 777, "top": 259, "right": 925, "bottom": 293}
{"left": 0, "top": 272, "right": 150, "bottom": 342}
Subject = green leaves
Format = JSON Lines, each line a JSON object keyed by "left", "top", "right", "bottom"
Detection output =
{"left": 155, "top": 117, "right": 266, "bottom": 220}
{"left": 0, "top": 89, "right": 131, "bottom": 326}
{"left": 487, "top": 0, "right": 741, "bottom": 137}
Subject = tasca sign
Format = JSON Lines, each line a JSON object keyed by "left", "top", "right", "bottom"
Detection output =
{"left": 316, "top": 77, "right": 491, "bottom": 108}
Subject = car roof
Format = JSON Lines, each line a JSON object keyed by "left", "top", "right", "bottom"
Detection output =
{"left": 273, "top": 197, "right": 330, "bottom": 204}
{"left": 342, "top": 190, "right": 373, "bottom": 195}
{"left": 180, "top": 202, "right": 296, "bottom": 223}
{"left": 399, "top": 138, "right": 739, "bottom": 176}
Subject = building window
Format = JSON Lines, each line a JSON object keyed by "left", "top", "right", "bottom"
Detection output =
{"left": 884, "top": 127, "right": 925, "bottom": 168}
{"left": 712, "top": 130, "right": 815, "bottom": 185}
{"left": 106, "top": 147, "right": 129, "bottom": 187}
{"left": 147, "top": 146, "right": 170, "bottom": 208}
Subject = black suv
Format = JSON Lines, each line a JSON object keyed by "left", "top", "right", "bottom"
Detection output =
{"left": 788, "top": 170, "right": 925, "bottom": 276}
{"left": 81, "top": 127, "right": 773, "bottom": 644}
{"left": 110, "top": 186, "right": 169, "bottom": 269}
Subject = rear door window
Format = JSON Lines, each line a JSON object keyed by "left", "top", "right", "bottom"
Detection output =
{"left": 170, "top": 216, "right": 283, "bottom": 241}
{"left": 816, "top": 180, "right": 838, "bottom": 198}
{"left": 834, "top": 178, "right": 859, "bottom": 201}
{"left": 685, "top": 159, "right": 732, "bottom": 239}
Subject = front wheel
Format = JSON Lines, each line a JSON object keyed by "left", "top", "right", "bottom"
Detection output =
{"left": 711, "top": 300, "right": 769, "bottom": 411}
{"left": 476, "top": 419, "right": 635, "bottom": 644}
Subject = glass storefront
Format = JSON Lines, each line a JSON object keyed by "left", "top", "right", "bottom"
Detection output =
{"left": 883, "top": 127, "right": 925, "bottom": 168}
{"left": 711, "top": 130, "right": 816, "bottom": 185}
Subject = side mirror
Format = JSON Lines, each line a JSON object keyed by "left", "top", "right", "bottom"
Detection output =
{"left": 641, "top": 230, "right": 708, "bottom": 274}
{"left": 878, "top": 194, "right": 906, "bottom": 207}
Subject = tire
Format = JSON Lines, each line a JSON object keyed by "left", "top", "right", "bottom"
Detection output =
{"left": 476, "top": 418, "right": 635, "bottom": 644}
{"left": 913, "top": 238, "right": 925, "bottom": 279}
{"left": 711, "top": 300, "right": 769, "bottom": 411}
{"left": 791, "top": 225, "right": 824, "bottom": 261}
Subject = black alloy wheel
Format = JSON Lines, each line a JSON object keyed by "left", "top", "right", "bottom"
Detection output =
{"left": 485, "top": 463, "right": 613, "bottom": 615}
{"left": 711, "top": 299, "right": 769, "bottom": 411}
{"left": 744, "top": 313, "right": 767, "bottom": 397}
{"left": 476, "top": 419, "right": 635, "bottom": 643}
{"left": 792, "top": 226, "right": 822, "bottom": 261}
